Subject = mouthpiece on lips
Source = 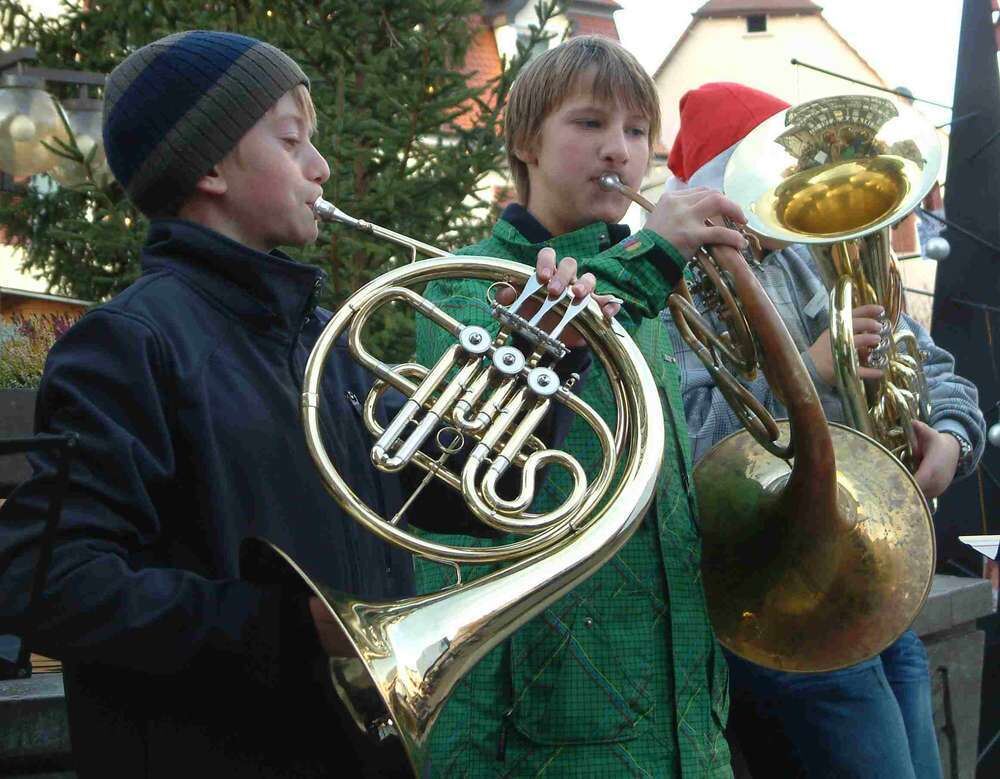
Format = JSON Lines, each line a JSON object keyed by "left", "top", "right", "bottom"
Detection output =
{"left": 312, "top": 198, "right": 366, "bottom": 231}
{"left": 312, "top": 198, "right": 338, "bottom": 222}
{"left": 597, "top": 174, "right": 655, "bottom": 212}
{"left": 598, "top": 173, "right": 624, "bottom": 192}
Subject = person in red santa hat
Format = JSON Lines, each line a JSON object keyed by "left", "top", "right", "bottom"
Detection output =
{"left": 663, "top": 82, "right": 985, "bottom": 779}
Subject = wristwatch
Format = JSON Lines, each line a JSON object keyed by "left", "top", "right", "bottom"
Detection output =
{"left": 941, "top": 430, "right": 973, "bottom": 468}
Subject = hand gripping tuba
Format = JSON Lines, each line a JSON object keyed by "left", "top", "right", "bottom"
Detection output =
{"left": 260, "top": 200, "right": 664, "bottom": 773}
{"left": 601, "top": 164, "right": 934, "bottom": 673}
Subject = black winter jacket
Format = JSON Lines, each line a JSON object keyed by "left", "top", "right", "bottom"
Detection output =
{"left": 0, "top": 220, "right": 581, "bottom": 776}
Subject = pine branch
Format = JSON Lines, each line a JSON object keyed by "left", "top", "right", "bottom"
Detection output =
{"left": 0, "top": 0, "right": 564, "bottom": 361}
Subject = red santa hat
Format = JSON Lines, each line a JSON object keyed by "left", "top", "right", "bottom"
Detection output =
{"left": 666, "top": 82, "right": 789, "bottom": 192}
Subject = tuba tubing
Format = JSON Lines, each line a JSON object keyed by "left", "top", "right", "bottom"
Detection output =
{"left": 724, "top": 94, "right": 943, "bottom": 471}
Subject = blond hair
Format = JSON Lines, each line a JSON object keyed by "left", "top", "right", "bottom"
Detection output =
{"left": 505, "top": 36, "right": 660, "bottom": 203}
{"left": 228, "top": 84, "right": 317, "bottom": 169}
{"left": 289, "top": 83, "right": 318, "bottom": 135}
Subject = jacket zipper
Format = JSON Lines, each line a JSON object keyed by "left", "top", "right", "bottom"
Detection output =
{"left": 300, "top": 273, "right": 325, "bottom": 333}
{"left": 497, "top": 707, "right": 514, "bottom": 761}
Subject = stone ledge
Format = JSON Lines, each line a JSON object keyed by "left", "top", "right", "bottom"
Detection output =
{"left": 911, "top": 574, "right": 994, "bottom": 638}
{"left": 0, "top": 673, "right": 71, "bottom": 767}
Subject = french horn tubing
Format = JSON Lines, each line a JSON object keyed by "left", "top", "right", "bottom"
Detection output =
{"left": 255, "top": 199, "right": 665, "bottom": 774}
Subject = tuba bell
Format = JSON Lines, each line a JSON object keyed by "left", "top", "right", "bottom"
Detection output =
{"left": 725, "top": 94, "right": 942, "bottom": 469}
{"left": 256, "top": 200, "right": 665, "bottom": 773}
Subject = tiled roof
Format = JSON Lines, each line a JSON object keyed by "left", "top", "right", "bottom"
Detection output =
{"left": 569, "top": 12, "right": 620, "bottom": 40}
{"left": 457, "top": 6, "right": 621, "bottom": 131}
{"left": 0, "top": 286, "right": 92, "bottom": 307}
{"left": 694, "top": 0, "right": 822, "bottom": 17}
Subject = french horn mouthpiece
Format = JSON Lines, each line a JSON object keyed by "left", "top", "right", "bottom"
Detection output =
{"left": 598, "top": 173, "right": 623, "bottom": 191}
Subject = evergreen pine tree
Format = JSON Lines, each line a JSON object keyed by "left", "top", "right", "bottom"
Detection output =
{"left": 0, "top": 0, "right": 562, "bottom": 359}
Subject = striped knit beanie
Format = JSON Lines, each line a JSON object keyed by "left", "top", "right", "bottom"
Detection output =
{"left": 102, "top": 30, "right": 309, "bottom": 215}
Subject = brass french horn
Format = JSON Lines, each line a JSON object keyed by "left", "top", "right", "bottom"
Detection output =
{"left": 601, "top": 98, "right": 936, "bottom": 672}
{"left": 260, "top": 200, "right": 665, "bottom": 773}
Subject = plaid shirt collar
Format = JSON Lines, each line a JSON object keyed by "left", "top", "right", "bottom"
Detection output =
{"left": 495, "top": 203, "right": 631, "bottom": 248}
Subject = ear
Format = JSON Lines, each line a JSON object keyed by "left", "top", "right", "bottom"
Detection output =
{"left": 192, "top": 165, "right": 228, "bottom": 196}
{"left": 513, "top": 143, "right": 538, "bottom": 166}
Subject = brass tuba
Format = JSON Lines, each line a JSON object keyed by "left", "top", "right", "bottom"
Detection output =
{"left": 707, "top": 94, "right": 939, "bottom": 671}
{"left": 601, "top": 99, "right": 936, "bottom": 672}
{"left": 258, "top": 200, "right": 665, "bottom": 773}
{"left": 725, "top": 94, "right": 942, "bottom": 469}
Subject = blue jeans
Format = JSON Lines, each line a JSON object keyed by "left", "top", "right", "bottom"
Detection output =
{"left": 726, "top": 630, "right": 942, "bottom": 779}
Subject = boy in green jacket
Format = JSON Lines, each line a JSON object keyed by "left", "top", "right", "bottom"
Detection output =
{"left": 413, "top": 36, "right": 747, "bottom": 777}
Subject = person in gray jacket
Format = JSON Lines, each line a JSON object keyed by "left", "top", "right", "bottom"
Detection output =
{"left": 663, "top": 82, "right": 986, "bottom": 779}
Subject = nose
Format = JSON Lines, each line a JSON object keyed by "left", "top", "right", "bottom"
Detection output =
{"left": 307, "top": 142, "right": 331, "bottom": 185}
{"left": 599, "top": 126, "right": 629, "bottom": 166}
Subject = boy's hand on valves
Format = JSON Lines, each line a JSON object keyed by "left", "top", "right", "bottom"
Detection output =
{"left": 807, "top": 304, "right": 887, "bottom": 386}
{"left": 495, "top": 247, "right": 622, "bottom": 349}
{"left": 644, "top": 187, "right": 748, "bottom": 260}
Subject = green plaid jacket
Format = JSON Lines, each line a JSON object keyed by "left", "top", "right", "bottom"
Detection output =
{"left": 414, "top": 213, "right": 731, "bottom": 778}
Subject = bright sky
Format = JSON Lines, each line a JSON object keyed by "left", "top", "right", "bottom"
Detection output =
{"left": 615, "top": 0, "right": 970, "bottom": 128}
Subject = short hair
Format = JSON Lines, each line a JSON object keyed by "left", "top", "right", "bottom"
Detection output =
{"left": 290, "top": 83, "right": 318, "bottom": 136}
{"left": 504, "top": 36, "right": 661, "bottom": 203}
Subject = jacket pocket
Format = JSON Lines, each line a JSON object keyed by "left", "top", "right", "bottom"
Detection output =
{"left": 506, "top": 539, "right": 667, "bottom": 745}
